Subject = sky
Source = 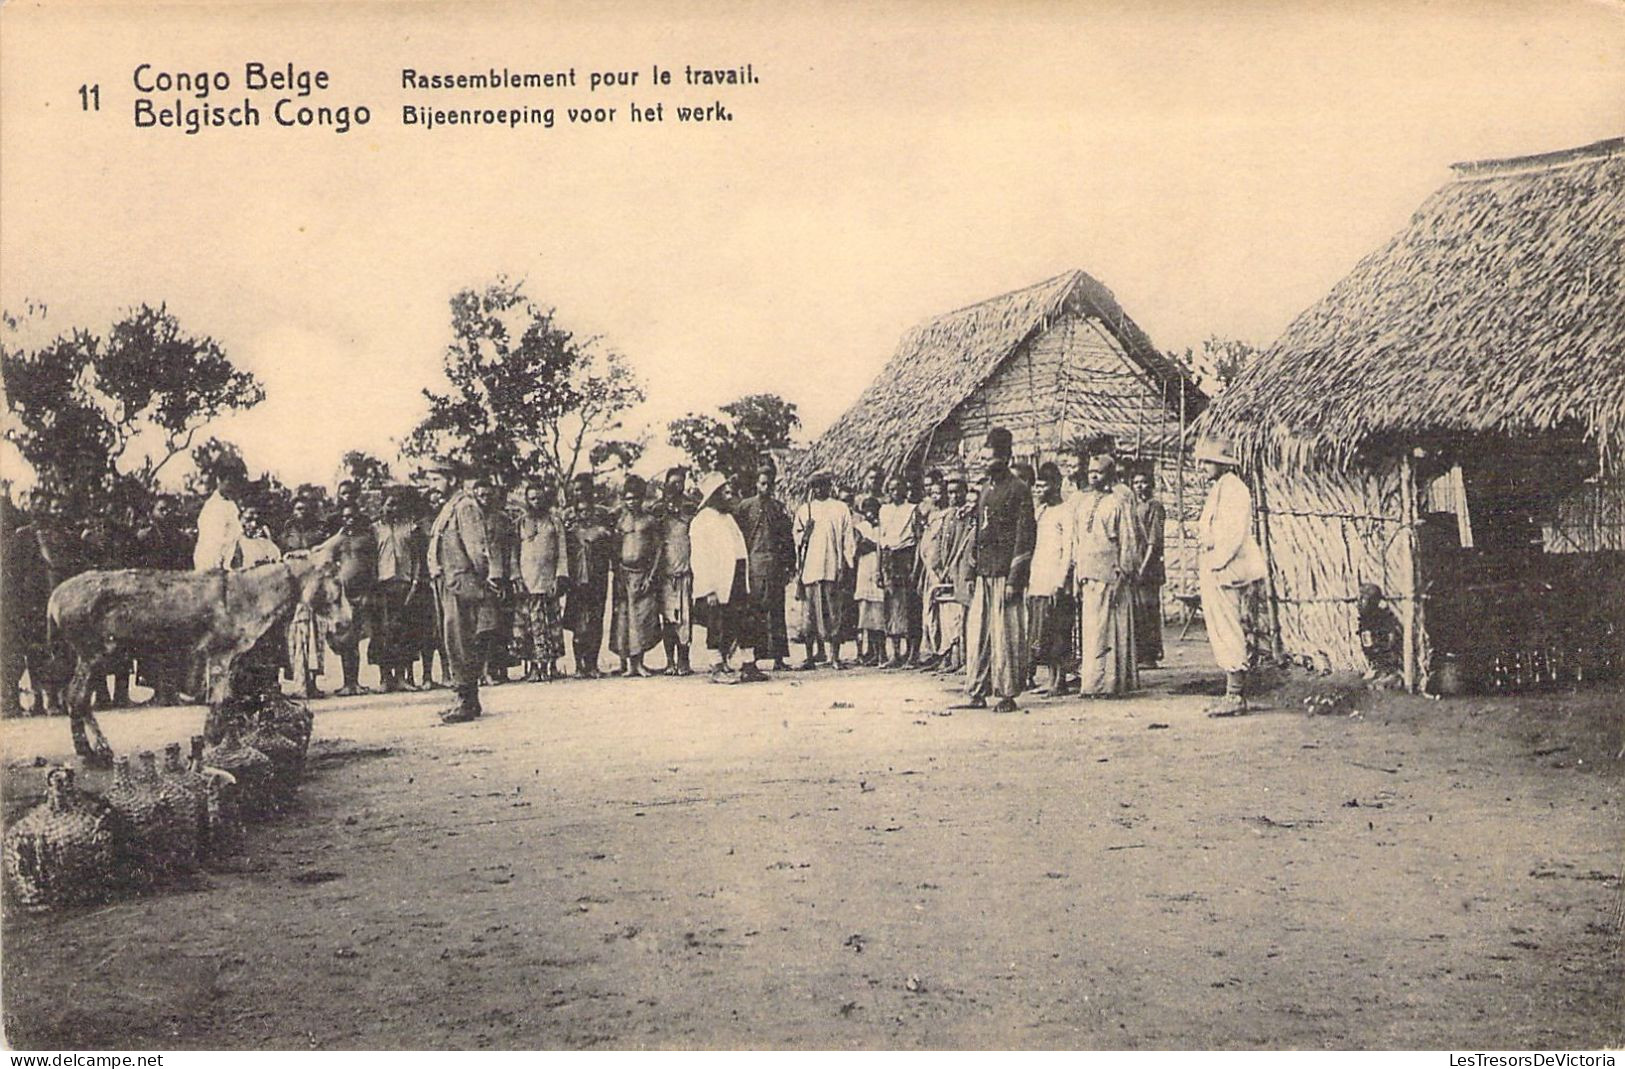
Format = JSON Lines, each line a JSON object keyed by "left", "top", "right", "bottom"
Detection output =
{"left": 2, "top": 0, "right": 1622, "bottom": 489}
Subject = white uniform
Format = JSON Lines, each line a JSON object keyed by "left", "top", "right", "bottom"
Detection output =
{"left": 1198, "top": 471, "right": 1267, "bottom": 673}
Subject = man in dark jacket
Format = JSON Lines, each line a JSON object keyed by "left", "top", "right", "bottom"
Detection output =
{"left": 734, "top": 456, "right": 797, "bottom": 671}
{"left": 954, "top": 427, "right": 1036, "bottom": 713}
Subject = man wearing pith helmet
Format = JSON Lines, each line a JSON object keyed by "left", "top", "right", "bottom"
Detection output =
{"left": 425, "top": 456, "right": 504, "bottom": 724}
{"left": 1194, "top": 432, "right": 1267, "bottom": 716}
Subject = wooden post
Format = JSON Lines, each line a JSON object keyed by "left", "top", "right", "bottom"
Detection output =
{"left": 1177, "top": 382, "right": 1188, "bottom": 595}
{"left": 1399, "top": 453, "right": 1419, "bottom": 693}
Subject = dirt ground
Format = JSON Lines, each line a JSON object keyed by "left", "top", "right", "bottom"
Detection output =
{"left": 2, "top": 635, "right": 1621, "bottom": 1050}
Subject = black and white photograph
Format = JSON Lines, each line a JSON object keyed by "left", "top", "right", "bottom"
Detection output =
{"left": 0, "top": 0, "right": 1620, "bottom": 1053}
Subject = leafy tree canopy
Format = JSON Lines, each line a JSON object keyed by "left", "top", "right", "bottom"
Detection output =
{"left": 667, "top": 393, "right": 800, "bottom": 488}
{"left": 402, "top": 278, "right": 645, "bottom": 493}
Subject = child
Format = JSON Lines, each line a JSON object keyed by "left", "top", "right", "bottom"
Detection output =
{"left": 1358, "top": 583, "right": 1402, "bottom": 684}
{"left": 853, "top": 496, "right": 886, "bottom": 666}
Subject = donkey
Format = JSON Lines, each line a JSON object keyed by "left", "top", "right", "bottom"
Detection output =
{"left": 45, "top": 533, "right": 354, "bottom": 767}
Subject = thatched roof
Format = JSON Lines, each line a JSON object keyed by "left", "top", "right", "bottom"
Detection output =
{"left": 799, "top": 269, "right": 1199, "bottom": 480}
{"left": 1202, "top": 136, "right": 1625, "bottom": 469}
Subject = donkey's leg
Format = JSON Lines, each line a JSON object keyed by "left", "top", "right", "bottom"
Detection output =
{"left": 67, "top": 653, "right": 114, "bottom": 768}
{"left": 201, "top": 642, "right": 255, "bottom": 743}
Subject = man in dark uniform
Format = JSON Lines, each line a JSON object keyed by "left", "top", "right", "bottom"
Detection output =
{"left": 953, "top": 427, "right": 1036, "bottom": 713}
{"left": 735, "top": 457, "right": 797, "bottom": 671}
{"left": 426, "top": 459, "right": 504, "bottom": 724}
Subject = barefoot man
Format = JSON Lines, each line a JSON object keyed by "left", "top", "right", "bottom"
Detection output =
{"left": 954, "top": 427, "right": 1035, "bottom": 713}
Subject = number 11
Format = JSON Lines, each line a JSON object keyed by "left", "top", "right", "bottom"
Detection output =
{"left": 78, "top": 83, "right": 100, "bottom": 111}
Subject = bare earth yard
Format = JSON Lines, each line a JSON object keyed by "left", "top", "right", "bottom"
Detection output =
{"left": 3, "top": 640, "right": 1621, "bottom": 1049}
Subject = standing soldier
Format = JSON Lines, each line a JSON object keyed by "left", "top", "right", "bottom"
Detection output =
{"left": 473, "top": 477, "right": 517, "bottom": 686}
{"left": 515, "top": 477, "right": 570, "bottom": 682}
{"left": 426, "top": 458, "right": 504, "bottom": 725}
{"left": 656, "top": 467, "right": 695, "bottom": 676}
{"left": 563, "top": 471, "right": 613, "bottom": 679}
{"left": 734, "top": 456, "right": 797, "bottom": 672}
{"left": 1129, "top": 465, "right": 1167, "bottom": 669}
{"left": 371, "top": 486, "right": 429, "bottom": 693}
{"left": 953, "top": 427, "right": 1035, "bottom": 713}
{"left": 609, "top": 475, "right": 662, "bottom": 677}
{"left": 1194, "top": 434, "right": 1267, "bottom": 716}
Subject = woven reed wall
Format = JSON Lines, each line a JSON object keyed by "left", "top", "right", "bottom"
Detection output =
{"left": 1545, "top": 474, "right": 1625, "bottom": 553}
{"left": 1259, "top": 461, "right": 1412, "bottom": 671}
{"left": 926, "top": 310, "right": 1199, "bottom": 608}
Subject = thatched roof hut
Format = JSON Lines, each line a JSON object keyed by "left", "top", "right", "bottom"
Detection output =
{"left": 1205, "top": 136, "right": 1624, "bottom": 469}
{"left": 800, "top": 269, "right": 1204, "bottom": 482}
{"left": 1200, "top": 137, "right": 1625, "bottom": 690}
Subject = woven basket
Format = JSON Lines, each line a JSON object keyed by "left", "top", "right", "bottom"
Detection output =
{"left": 101, "top": 756, "right": 169, "bottom": 887}
{"left": 138, "top": 751, "right": 200, "bottom": 871}
{"left": 162, "top": 742, "right": 212, "bottom": 859}
{"left": 204, "top": 728, "right": 275, "bottom": 821}
{"left": 3, "top": 768, "right": 119, "bottom": 912}
{"left": 261, "top": 695, "right": 314, "bottom": 764}
{"left": 192, "top": 736, "right": 245, "bottom": 858}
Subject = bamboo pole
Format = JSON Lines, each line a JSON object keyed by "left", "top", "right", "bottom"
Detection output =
{"left": 1253, "top": 459, "right": 1285, "bottom": 663}
{"left": 1177, "top": 381, "right": 1188, "bottom": 595}
{"left": 1399, "top": 452, "right": 1419, "bottom": 692}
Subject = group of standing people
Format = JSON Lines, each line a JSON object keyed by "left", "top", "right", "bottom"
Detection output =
{"left": 788, "top": 428, "right": 1171, "bottom": 711}
{"left": 788, "top": 425, "right": 1264, "bottom": 716}
{"left": 425, "top": 456, "right": 799, "bottom": 724}
{"left": 5, "top": 426, "right": 1265, "bottom": 724}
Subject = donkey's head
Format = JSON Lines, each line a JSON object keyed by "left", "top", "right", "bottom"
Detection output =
{"left": 298, "top": 533, "right": 356, "bottom": 641}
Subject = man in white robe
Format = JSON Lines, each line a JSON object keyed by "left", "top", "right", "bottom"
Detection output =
{"left": 690, "top": 472, "right": 765, "bottom": 682}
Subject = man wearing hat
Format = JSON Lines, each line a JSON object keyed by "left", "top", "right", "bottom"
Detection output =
{"left": 562, "top": 471, "right": 612, "bottom": 678}
{"left": 792, "top": 469, "right": 857, "bottom": 670}
{"left": 735, "top": 456, "right": 797, "bottom": 672}
{"left": 1195, "top": 432, "right": 1267, "bottom": 716}
{"left": 690, "top": 471, "right": 766, "bottom": 681}
{"left": 425, "top": 456, "right": 504, "bottom": 724}
{"left": 955, "top": 426, "right": 1036, "bottom": 713}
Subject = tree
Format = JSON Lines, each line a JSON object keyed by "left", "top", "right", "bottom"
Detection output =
{"left": 2, "top": 303, "right": 264, "bottom": 517}
{"left": 339, "top": 450, "right": 393, "bottom": 487}
{"left": 402, "top": 278, "right": 646, "bottom": 490}
{"left": 667, "top": 393, "right": 800, "bottom": 487}
{"left": 1171, "top": 335, "right": 1261, "bottom": 396}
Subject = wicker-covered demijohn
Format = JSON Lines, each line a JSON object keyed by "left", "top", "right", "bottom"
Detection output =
{"left": 3, "top": 767, "right": 120, "bottom": 912}
{"left": 203, "top": 727, "right": 275, "bottom": 821}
